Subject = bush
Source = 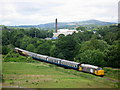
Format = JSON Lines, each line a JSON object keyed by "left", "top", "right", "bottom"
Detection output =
{"left": 3, "top": 52, "right": 41, "bottom": 63}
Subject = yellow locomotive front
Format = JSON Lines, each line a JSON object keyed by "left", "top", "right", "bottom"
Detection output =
{"left": 94, "top": 68, "right": 104, "bottom": 76}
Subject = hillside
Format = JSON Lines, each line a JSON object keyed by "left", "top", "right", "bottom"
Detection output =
{"left": 2, "top": 61, "right": 119, "bottom": 88}
{"left": 13, "top": 19, "right": 116, "bottom": 29}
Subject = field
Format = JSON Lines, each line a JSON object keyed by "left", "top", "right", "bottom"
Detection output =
{"left": 2, "top": 60, "right": 120, "bottom": 88}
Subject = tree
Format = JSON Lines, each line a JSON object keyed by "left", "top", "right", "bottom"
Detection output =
{"left": 76, "top": 26, "right": 85, "bottom": 31}
{"left": 79, "top": 38, "right": 109, "bottom": 53}
{"left": 106, "top": 41, "right": 120, "bottom": 68}
{"left": 58, "top": 34, "right": 65, "bottom": 38}
{"left": 75, "top": 38, "right": 109, "bottom": 67}
{"left": 0, "top": 45, "right": 2, "bottom": 54}
{"left": 37, "top": 41, "right": 52, "bottom": 56}
{"left": 26, "top": 44, "right": 35, "bottom": 52}
{"left": 2, "top": 46, "right": 11, "bottom": 55}
{"left": 104, "top": 32, "right": 117, "bottom": 45}
{"left": 76, "top": 49, "right": 106, "bottom": 67}
{"left": 47, "top": 30, "right": 53, "bottom": 38}
{"left": 73, "top": 31, "right": 93, "bottom": 44}
{"left": 2, "top": 30, "right": 10, "bottom": 45}
{"left": 57, "top": 52, "right": 65, "bottom": 59}
{"left": 55, "top": 35, "right": 76, "bottom": 60}
{"left": 50, "top": 45, "right": 57, "bottom": 57}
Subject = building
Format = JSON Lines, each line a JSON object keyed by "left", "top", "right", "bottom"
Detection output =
{"left": 53, "top": 29, "right": 78, "bottom": 37}
{"left": 52, "top": 18, "right": 79, "bottom": 38}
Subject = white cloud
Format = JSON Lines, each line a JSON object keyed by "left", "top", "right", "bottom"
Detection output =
{"left": 0, "top": 0, "right": 119, "bottom": 25}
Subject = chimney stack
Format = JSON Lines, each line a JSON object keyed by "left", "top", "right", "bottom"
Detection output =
{"left": 55, "top": 18, "right": 57, "bottom": 33}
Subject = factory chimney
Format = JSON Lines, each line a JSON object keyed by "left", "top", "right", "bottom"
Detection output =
{"left": 55, "top": 18, "right": 57, "bottom": 33}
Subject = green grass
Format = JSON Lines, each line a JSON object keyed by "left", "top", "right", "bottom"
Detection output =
{"left": 2, "top": 61, "right": 119, "bottom": 88}
{"left": 103, "top": 67, "right": 120, "bottom": 80}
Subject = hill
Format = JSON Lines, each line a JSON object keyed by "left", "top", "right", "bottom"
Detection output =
{"left": 13, "top": 19, "right": 116, "bottom": 29}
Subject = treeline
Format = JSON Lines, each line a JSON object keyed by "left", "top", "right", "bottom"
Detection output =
{"left": 2, "top": 25, "right": 120, "bottom": 68}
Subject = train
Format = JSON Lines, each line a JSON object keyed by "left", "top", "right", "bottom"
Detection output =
{"left": 15, "top": 47, "right": 105, "bottom": 76}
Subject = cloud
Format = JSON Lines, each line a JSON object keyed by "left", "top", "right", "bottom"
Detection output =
{"left": 0, "top": 0, "right": 119, "bottom": 25}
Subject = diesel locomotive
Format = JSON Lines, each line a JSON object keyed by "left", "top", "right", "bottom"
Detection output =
{"left": 15, "top": 47, "right": 105, "bottom": 76}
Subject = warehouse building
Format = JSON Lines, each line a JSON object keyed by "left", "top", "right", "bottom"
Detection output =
{"left": 53, "top": 29, "right": 78, "bottom": 37}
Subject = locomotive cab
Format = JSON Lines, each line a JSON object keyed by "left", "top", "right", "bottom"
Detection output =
{"left": 95, "top": 68, "right": 104, "bottom": 76}
{"left": 79, "top": 64, "right": 105, "bottom": 76}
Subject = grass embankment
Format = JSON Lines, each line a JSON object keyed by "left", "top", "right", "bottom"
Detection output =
{"left": 103, "top": 67, "right": 120, "bottom": 80}
{"left": 2, "top": 60, "right": 119, "bottom": 88}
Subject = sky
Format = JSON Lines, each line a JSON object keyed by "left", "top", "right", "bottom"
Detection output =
{"left": 0, "top": 0, "right": 119, "bottom": 26}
